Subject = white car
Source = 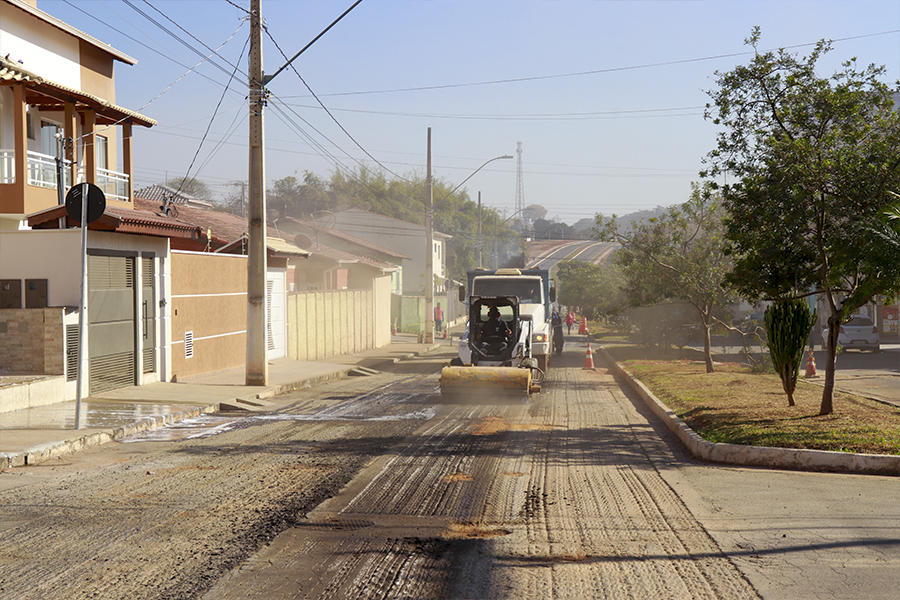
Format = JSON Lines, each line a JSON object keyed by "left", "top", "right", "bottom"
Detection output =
{"left": 822, "top": 316, "right": 880, "bottom": 351}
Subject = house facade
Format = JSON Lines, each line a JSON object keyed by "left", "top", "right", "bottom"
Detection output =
{"left": 330, "top": 208, "right": 451, "bottom": 296}
{"left": 0, "top": 0, "right": 155, "bottom": 231}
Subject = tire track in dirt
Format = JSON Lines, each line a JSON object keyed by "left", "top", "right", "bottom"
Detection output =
{"left": 201, "top": 351, "right": 761, "bottom": 599}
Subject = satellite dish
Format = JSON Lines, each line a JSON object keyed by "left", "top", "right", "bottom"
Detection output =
{"left": 309, "top": 211, "right": 335, "bottom": 250}
{"left": 311, "top": 210, "right": 336, "bottom": 232}
{"left": 294, "top": 233, "right": 313, "bottom": 250}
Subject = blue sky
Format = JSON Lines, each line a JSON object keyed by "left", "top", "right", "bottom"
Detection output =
{"left": 42, "top": 0, "right": 900, "bottom": 224}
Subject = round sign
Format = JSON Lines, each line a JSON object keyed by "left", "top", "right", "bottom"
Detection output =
{"left": 65, "top": 183, "right": 106, "bottom": 224}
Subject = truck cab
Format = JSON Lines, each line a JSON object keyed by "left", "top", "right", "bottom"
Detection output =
{"left": 457, "top": 268, "right": 555, "bottom": 371}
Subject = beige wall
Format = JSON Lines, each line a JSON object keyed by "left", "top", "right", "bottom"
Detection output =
{"left": 169, "top": 251, "right": 246, "bottom": 380}
{"left": 373, "top": 275, "right": 391, "bottom": 348}
{"left": 286, "top": 274, "right": 392, "bottom": 361}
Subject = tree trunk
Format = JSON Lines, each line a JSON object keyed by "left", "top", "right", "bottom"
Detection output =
{"left": 820, "top": 315, "right": 840, "bottom": 416}
{"left": 701, "top": 308, "right": 715, "bottom": 374}
{"left": 782, "top": 366, "right": 796, "bottom": 407}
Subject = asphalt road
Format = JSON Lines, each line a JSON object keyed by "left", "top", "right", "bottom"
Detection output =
{"left": 527, "top": 240, "right": 617, "bottom": 270}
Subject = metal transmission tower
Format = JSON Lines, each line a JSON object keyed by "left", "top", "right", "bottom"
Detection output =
{"left": 515, "top": 141, "right": 525, "bottom": 221}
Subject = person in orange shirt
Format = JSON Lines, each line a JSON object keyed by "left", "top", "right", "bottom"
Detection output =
{"left": 434, "top": 302, "right": 444, "bottom": 334}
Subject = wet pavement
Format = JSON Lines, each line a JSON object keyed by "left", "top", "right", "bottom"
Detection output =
{"left": 0, "top": 333, "right": 450, "bottom": 468}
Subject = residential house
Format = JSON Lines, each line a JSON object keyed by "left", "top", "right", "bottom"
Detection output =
{"left": 329, "top": 208, "right": 451, "bottom": 296}
{"left": 0, "top": 0, "right": 155, "bottom": 230}
{"left": 277, "top": 215, "right": 408, "bottom": 294}
{"left": 134, "top": 183, "right": 215, "bottom": 211}
{"left": 0, "top": 0, "right": 189, "bottom": 406}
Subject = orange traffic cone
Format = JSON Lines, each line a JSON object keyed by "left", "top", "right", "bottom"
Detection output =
{"left": 805, "top": 347, "right": 817, "bottom": 377}
{"left": 583, "top": 343, "right": 596, "bottom": 370}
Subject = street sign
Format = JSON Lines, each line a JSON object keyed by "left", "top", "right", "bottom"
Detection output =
{"left": 65, "top": 183, "right": 106, "bottom": 224}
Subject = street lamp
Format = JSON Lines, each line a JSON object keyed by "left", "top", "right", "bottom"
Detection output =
{"left": 424, "top": 137, "right": 513, "bottom": 344}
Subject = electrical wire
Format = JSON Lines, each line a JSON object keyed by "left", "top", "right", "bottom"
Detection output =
{"left": 172, "top": 33, "right": 249, "bottom": 197}
{"left": 262, "top": 25, "right": 408, "bottom": 182}
{"left": 304, "top": 29, "right": 900, "bottom": 98}
{"left": 121, "top": 0, "right": 243, "bottom": 81}
{"left": 273, "top": 102, "right": 705, "bottom": 121}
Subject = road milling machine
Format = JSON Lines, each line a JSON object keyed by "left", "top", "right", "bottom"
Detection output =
{"left": 439, "top": 295, "right": 544, "bottom": 398}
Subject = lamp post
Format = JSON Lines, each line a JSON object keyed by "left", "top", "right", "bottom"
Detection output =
{"left": 424, "top": 140, "right": 513, "bottom": 344}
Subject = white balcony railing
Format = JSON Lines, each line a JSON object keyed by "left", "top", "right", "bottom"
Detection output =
{"left": 0, "top": 149, "right": 14, "bottom": 184}
{"left": 97, "top": 167, "right": 130, "bottom": 203}
{"left": 26, "top": 150, "right": 71, "bottom": 189}
{"left": 0, "top": 149, "right": 130, "bottom": 203}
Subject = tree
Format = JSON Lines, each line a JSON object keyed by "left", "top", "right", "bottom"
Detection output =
{"left": 166, "top": 176, "right": 212, "bottom": 201}
{"left": 765, "top": 299, "right": 817, "bottom": 407}
{"left": 268, "top": 175, "right": 301, "bottom": 221}
{"left": 595, "top": 182, "right": 735, "bottom": 373}
{"left": 703, "top": 28, "right": 900, "bottom": 414}
{"left": 522, "top": 204, "right": 547, "bottom": 222}
{"left": 216, "top": 180, "right": 247, "bottom": 216}
{"left": 556, "top": 260, "right": 627, "bottom": 319}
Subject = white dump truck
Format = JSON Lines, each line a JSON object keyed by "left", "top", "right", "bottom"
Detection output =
{"left": 454, "top": 268, "right": 555, "bottom": 372}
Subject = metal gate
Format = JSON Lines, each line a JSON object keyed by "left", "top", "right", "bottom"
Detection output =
{"left": 141, "top": 256, "right": 156, "bottom": 375}
{"left": 267, "top": 270, "right": 286, "bottom": 359}
{"left": 88, "top": 254, "right": 136, "bottom": 394}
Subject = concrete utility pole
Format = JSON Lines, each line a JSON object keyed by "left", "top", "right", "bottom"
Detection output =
{"left": 246, "top": 0, "right": 268, "bottom": 386}
{"left": 424, "top": 128, "right": 434, "bottom": 344}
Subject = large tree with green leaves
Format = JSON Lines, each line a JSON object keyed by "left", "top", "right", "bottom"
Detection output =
{"left": 703, "top": 28, "right": 900, "bottom": 414}
{"left": 596, "top": 182, "right": 735, "bottom": 373}
{"left": 556, "top": 260, "right": 627, "bottom": 319}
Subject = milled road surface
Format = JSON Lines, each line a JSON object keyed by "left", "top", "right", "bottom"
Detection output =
{"left": 202, "top": 351, "right": 758, "bottom": 599}
{"left": 2, "top": 344, "right": 898, "bottom": 599}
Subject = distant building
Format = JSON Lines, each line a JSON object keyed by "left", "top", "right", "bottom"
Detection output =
{"left": 330, "top": 208, "right": 451, "bottom": 296}
{"left": 134, "top": 184, "right": 215, "bottom": 211}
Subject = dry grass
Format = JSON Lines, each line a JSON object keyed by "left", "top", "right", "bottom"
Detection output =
{"left": 606, "top": 345, "right": 900, "bottom": 455}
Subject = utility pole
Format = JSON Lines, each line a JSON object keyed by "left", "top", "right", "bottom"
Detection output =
{"left": 424, "top": 128, "right": 434, "bottom": 344}
{"left": 246, "top": 0, "right": 268, "bottom": 386}
{"left": 477, "top": 191, "right": 483, "bottom": 268}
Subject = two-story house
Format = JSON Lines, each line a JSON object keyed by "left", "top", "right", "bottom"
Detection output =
{"left": 0, "top": 0, "right": 155, "bottom": 230}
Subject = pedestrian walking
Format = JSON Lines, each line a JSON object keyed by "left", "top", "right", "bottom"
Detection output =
{"left": 434, "top": 302, "right": 444, "bottom": 334}
{"left": 566, "top": 311, "right": 575, "bottom": 335}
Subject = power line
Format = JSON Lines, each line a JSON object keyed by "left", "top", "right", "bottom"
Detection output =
{"left": 294, "top": 29, "right": 900, "bottom": 98}
{"left": 262, "top": 24, "right": 408, "bottom": 182}
{"left": 121, "top": 0, "right": 244, "bottom": 81}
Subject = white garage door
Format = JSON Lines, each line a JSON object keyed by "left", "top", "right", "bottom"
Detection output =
{"left": 266, "top": 269, "right": 286, "bottom": 359}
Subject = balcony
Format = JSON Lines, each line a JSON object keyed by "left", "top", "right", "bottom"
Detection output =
{"left": 0, "top": 149, "right": 130, "bottom": 203}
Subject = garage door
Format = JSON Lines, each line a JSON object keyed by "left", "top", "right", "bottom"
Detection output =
{"left": 88, "top": 254, "right": 136, "bottom": 394}
{"left": 267, "top": 269, "right": 286, "bottom": 359}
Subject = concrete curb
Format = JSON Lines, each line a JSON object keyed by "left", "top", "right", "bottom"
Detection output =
{"left": 599, "top": 347, "right": 900, "bottom": 477}
{"left": 2, "top": 344, "right": 443, "bottom": 470}
{"left": 2, "top": 404, "right": 219, "bottom": 468}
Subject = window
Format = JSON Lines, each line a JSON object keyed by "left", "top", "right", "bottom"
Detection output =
{"left": 96, "top": 135, "right": 108, "bottom": 169}
{"left": 26, "top": 108, "right": 35, "bottom": 140}
{"left": 40, "top": 120, "right": 62, "bottom": 157}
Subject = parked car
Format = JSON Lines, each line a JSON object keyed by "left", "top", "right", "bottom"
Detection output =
{"left": 822, "top": 316, "right": 880, "bottom": 351}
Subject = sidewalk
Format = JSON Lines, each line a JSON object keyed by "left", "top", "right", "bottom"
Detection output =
{"left": 0, "top": 335, "right": 445, "bottom": 469}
